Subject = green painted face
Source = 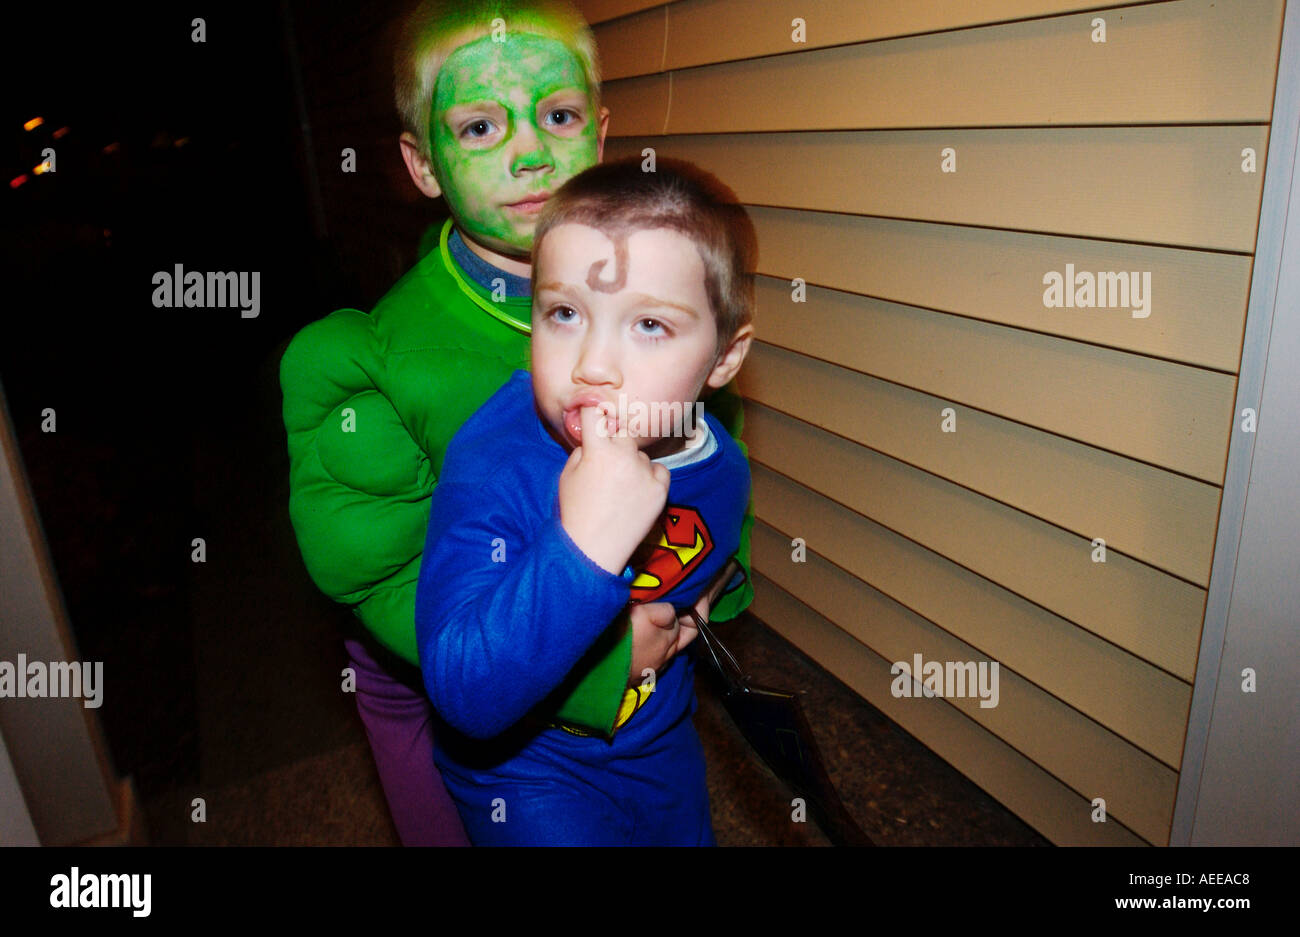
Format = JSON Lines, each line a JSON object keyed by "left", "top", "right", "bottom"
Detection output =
{"left": 430, "top": 33, "right": 599, "bottom": 256}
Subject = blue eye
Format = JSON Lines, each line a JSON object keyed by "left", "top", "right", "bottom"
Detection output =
{"left": 546, "top": 108, "right": 579, "bottom": 128}
{"left": 461, "top": 119, "right": 496, "bottom": 139}
{"left": 635, "top": 318, "right": 667, "bottom": 337}
{"left": 550, "top": 305, "right": 577, "bottom": 323}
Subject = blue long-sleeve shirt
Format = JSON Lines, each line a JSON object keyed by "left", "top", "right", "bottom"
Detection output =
{"left": 415, "top": 370, "right": 749, "bottom": 741}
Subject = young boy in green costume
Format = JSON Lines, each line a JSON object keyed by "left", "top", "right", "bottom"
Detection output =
{"left": 280, "top": 0, "right": 753, "bottom": 846}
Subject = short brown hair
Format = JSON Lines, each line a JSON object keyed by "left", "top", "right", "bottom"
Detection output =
{"left": 532, "top": 157, "right": 757, "bottom": 350}
{"left": 394, "top": 0, "right": 600, "bottom": 159}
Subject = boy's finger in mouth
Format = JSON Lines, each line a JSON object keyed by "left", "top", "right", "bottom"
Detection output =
{"left": 564, "top": 402, "right": 617, "bottom": 444}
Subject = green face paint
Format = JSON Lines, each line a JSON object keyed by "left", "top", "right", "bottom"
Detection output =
{"left": 431, "top": 33, "right": 599, "bottom": 256}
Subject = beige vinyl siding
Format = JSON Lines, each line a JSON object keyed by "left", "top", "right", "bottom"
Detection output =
{"left": 596, "top": 0, "right": 1280, "bottom": 123}
{"left": 596, "top": 0, "right": 1268, "bottom": 77}
{"left": 585, "top": 0, "right": 1287, "bottom": 844}
{"left": 749, "top": 276, "right": 1236, "bottom": 484}
{"left": 751, "top": 571, "right": 1149, "bottom": 846}
{"left": 580, "top": 0, "right": 672, "bottom": 26}
{"left": 605, "top": 128, "right": 1270, "bottom": 252}
{"left": 594, "top": 8, "right": 670, "bottom": 77}
{"left": 742, "top": 344, "right": 1222, "bottom": 591}
{"left": 752, "top": 465, "right": 1194, "bottom": 769}
{"left": 742, "top": 399, "right": 1207, "bottom": 681}
{"left": 753, "top": 521, "right": 1178, "bottom": 844}
{"left": 746, "top": 208, "right": 1254, "bottom": 374}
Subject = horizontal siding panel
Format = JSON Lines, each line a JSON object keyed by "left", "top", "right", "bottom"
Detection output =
{"left": 601, "top": 74, "right": 672, "bottom": 134}
{"left": 750, "top": 572, "right": 1149, "bottom": 845}
{"left": 751, "top": 529, "right": 1176, "bottom": 843}
{"left": 576, "top": 0, "right": 672, "bottom": 25}
{"left": 738, "top": 342, "right": 1221, "bottom": 585}
{"left": 604, "top": 74, "right": 671, "bottom": 134}
{"left": 657, "top": 0, "right": 1143, "bottom": 77}
{"left": 607, "top": 0, "right": 1283, "bottom": 126}
{"left": 751, "top": 282, "right": 1235, "bottom": 484}
{"left": 593, "top": 4, "right": 666, "bottom": 80}
{"left": 606, "top": 127, "right": 1270, "bottom": 252}
{"left": 749, "top": 207, "right": 1253, "bottom": 374}
{"left": 753, "top": 464, "right": 1192, "bottom": 767}
{"left": 740, "top": 401, "right": 1207, "bottom": 679}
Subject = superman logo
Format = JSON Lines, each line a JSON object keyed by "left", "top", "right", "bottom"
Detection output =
{"left": 628, "top": 505, "right": 713, "bottom": 604}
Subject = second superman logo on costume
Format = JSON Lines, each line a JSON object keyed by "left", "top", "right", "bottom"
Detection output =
{"left": 628, "top": 505, "right": 713, "bottom": 604}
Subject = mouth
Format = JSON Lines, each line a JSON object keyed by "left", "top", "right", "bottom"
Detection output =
{"left": 505, "top": 193, "right": 551, "bottom": 216}
{"left": 561, "top": 395, "right": 613, "bottom": 445}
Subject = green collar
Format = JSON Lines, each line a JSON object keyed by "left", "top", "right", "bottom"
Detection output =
{"left": 438, "top": 219, "right": 531, "bottom": 335}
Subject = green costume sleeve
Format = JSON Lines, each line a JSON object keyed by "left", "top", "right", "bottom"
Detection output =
{"left": 279, "top": 237, "right": 631, "bottom": 735}
{"left": 547, "top": 613, "right": 633, "bottom": 735}
{"left": 280, "top": 309, "right": 433, "bottom": 663}
{"left": 702, "top": 380, "right": 755, "bottom": 623}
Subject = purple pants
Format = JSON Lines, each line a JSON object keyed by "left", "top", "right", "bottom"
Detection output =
{"left": 345, "top": 636, "right": 470, "bottom": 846}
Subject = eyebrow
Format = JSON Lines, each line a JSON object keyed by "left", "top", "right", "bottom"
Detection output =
{"left": 446, "top": 87, "right": 587, "bottom": 115}
{"left": 535, "top": 282, "right": 701, "bottom": 318}
{"left": 444, "top": 100, "right": 508, "bottom": 115}
{"left": 627, "top": 293, "right": 701, "bottom": 318}
{"left": 538, "top": 88, "right": 590, "bottom": 107}
{"left": 535, "top": 281, "right": 582, "bottom": 298}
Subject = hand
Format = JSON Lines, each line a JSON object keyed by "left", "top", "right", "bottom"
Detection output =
{"left": 559, "top": 404, "right": 669, "bottom": 575}
{"left": 626, "top": 595, "right": 712, "bottom": 688}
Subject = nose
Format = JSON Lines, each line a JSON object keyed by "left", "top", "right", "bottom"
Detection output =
{"left": 509, "top": 121, "right": 552, "bottom": 176}
{"left": 572, "top": 326, "right": 620, "bottom": 387}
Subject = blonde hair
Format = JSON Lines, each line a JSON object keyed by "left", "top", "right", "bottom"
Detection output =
{"left": 394, "top": 0, "right": 601, "bottom": 158}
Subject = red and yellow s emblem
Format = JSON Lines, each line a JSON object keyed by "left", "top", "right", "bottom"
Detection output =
{"left": 628, "top": 505, "right": 713, "bottom": 604}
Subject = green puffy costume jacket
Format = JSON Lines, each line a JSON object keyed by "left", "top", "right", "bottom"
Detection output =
{"left": 280, "top": 220, "right": 754, "bottom": 732}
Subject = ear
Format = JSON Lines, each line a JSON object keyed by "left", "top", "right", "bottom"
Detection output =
{"left": 399, "top": 132, "right": 443, "bottom": 199}
{"left": 595, "top": 105, "right": 610, "bottom": 163}
{"left": 704, "top": 322, "right": 753, "bottom": 390}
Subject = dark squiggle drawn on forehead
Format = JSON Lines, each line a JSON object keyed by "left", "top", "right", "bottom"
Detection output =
{"left": 585, "top": 230, "right": 629, "bottom": 293}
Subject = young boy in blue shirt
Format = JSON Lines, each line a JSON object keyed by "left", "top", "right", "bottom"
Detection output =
{"left": 415, "top": 158, "right": 756, "bottom": 845}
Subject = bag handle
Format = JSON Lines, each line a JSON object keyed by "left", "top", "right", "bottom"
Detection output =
{"left": 682, "top": 557, "right": 748, "bottom": 692}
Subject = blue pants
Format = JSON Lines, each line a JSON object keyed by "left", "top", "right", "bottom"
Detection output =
{"left": 437, "top": 711, "right": 715, "bottom": 846}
